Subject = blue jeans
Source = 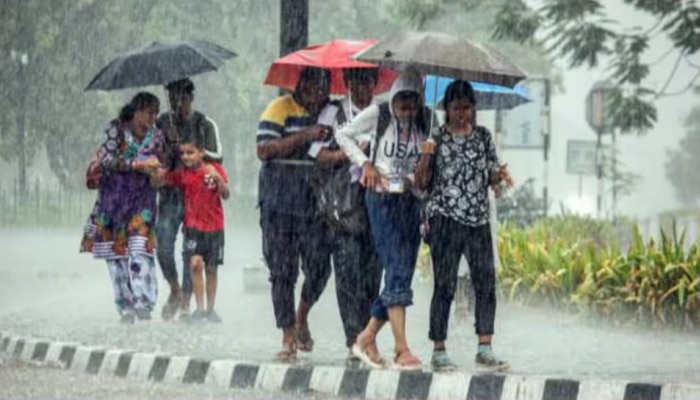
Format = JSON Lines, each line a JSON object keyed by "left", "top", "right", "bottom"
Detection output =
{"left": 156, "top": 188, "right": 192, "bottom": 296}
{"left": 365, "top": 192, "right": 421, "bottom": 321}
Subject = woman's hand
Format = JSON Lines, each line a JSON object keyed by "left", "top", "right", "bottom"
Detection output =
{"left": 421, "top": 139, "right": 436, "bottom": 155}
{"left": 490, "top": 164, "right": 513, "bottom": 197}
{"left": 360, "top": 162, "right": 380, "bottom": 189}
{"left": 133, "top": 157, "right": 161, "bottom": 172}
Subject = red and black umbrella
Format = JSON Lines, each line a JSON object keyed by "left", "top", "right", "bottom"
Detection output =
{"left": 264, "top": 39, "right": 398, "bottom": 95}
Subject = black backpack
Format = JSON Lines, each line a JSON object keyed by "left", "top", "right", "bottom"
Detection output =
{"left": 309, "top": 101, "right": 367, "bottom": 234}
{"left": 311, "top": 101, "right": 435, "bottom": 234}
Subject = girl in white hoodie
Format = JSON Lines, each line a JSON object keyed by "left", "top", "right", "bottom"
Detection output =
{"left": 336, "top": 67, "right": 430, "bottom": 370}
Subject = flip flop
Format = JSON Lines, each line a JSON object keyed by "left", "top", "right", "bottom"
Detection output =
{"left": 275, "top": 342, "right": 297, "bottom": 363}
{"left": 351, "top": 343, "right": 385, "bottom": 369}
{"left": 392, "top": 350, "right": 422, "bottom": 371}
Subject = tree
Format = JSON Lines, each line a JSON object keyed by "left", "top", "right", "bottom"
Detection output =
{"left": 492, "top": 0, "right": 700, "bottom": 134}
{"left": 666, "top": 88, "right": 700, "bottom": 205}
{"left": 0, "top": 0, "right": 160, "bottom": 190}
{"left": 604, "top": 149, "right": 643, "bottom": 215}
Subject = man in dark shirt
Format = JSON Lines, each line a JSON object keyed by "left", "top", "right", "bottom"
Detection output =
{"left": 256, "top": 67, "right": 333, "bottom": 361}
{"left": 156, "top": 78, "right": 223, "bottom": 321}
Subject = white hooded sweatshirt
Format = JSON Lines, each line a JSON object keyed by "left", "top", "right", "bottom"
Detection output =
{"left": 335, "top": 68, "right": 427, "bottom": 195}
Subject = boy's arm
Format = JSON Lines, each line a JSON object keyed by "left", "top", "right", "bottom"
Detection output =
{"left": 207, "top": 163, "right": 230, "bottom": 200}
{"left": 150, "top": 168, "right": 175, "bottom": 188}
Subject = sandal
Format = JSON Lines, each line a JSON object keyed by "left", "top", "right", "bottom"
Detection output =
{"left": 393, "top": 350, "right": 422, "bottom": 371}
{"left": 351, "top": 342, "right": 385, "bottom": 369}
{"left": 275, "top": 341, "right": 297, "bottom": 363}
{"left": 295, "top": 324, "right": 314, "bottom": 352}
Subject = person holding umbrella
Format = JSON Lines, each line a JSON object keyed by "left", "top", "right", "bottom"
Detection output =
{"left": 256, "top": 67, "right": 334, "bottom": 362}
{"left": 83, "top": 40, "right": 235, "bottom": 322}
{"left": 156, "top": 78, "right": 224, "bottom": 322}
{"left": 308, "top": 67, "right": 383, "bottom": 365}
{"left": 415, "top": 80, "right": 511, "bottom": 372}
{"left": 336, "top": 67, "right": 432, "bottom": 370}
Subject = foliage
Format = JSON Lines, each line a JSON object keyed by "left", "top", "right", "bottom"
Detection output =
{"left": 498, "top": 216, "right": 700, "bottom": 329}
{"left": 603, "top": 147, "right": 643, "bottom": 201}
{"left": 666, "top": 88, "right": 700, "bottom": 206}
{"left": 418, "top": 215, "right": 700, "bottom": 329}
{"left": 492, "top": 0, "right": 700, "bottom": 134}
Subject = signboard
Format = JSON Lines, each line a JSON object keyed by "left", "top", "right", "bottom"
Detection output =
{"left": 585, "top": 81, "right": 616, "bottom": 134}
{"left": 500, "top": 79, "right": 546, "bottom": 149}
{"left": 566, "top": 140, "right": 611, "bottom": 176}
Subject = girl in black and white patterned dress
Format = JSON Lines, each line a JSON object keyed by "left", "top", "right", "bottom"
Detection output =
{"left": 415, "top": 80, "right": 510, "bottom": 373}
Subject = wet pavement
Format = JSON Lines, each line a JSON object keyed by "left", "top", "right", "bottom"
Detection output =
{"left": 1, "top": 228, "right": 699, "bottom": 386}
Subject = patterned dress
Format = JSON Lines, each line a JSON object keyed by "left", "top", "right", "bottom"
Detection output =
{"left": 80, "top": 120, "right": 164, "bottom": 315}
{"left": 425, "top": 125, "right": 499, "bottom": 227}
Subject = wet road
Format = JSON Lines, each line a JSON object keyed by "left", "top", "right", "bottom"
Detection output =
{"left": 1, "top": 227, "right": 699, "bottom": 391}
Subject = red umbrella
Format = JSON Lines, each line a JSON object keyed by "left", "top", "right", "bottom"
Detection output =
{"left": 264, "top": 39, "right": 399, "bottom": 95}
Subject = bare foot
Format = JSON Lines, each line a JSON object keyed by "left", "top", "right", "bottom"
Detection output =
{"left": 295, "top": 323, "right": 314, "bottom": 352}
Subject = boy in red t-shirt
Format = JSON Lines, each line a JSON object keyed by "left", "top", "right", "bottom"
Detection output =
{"left": 154, "top": 138, "right": 229, "bottom": 323}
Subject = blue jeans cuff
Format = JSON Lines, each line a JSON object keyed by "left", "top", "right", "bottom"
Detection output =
{"left": 380, "top": 289, "right": 414, "bottom": 308}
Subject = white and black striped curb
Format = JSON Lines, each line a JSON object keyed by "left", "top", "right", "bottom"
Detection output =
{"left": 1, "top": 332, "right": 699, "bottom": 400}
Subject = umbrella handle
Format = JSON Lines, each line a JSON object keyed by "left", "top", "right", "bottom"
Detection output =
{"left": 429, "top": 77, "right": 440, "bottom": 133}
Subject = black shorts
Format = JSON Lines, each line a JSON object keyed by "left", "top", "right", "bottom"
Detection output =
{"left": 182, "top": 228, "right": 224, "bottom": 267}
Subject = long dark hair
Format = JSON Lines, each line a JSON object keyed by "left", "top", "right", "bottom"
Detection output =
{"left": 442, "top": 80, "right": 476, "bottom": 124}
{"left": 118, "top": 92, "right": 160, "bottom": 122}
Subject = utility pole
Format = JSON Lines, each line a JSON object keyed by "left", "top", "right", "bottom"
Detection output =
{"left": 611, "top": 128, "right": 618, "bottom": 223}
{"left": 279, "top": 0, "right": 308, "bottom": 94}
{"left": 13, "top": 0, "right": 29, "bottom": 198}
{"left": 541, "top": 78, "right": 551, "bottom": 217}
{"left": 595, "top": 128, "right": 604, "bottom": 219}
{"left": 585, "top": 81, "right": 615, "bottom": 220}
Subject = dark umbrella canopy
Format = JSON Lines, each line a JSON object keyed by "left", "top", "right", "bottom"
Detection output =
{"left": 85, "top": 40, "right": 237, "bottom": 91}
{"left": 353, "top": 31, "right": 527, "bottom": 88}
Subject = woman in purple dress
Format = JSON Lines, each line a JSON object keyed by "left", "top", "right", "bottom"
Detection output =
{"left": 81, "top": 92, "right": 164, "bottom": 323}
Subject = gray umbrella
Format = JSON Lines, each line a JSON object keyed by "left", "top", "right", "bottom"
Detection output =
{"left": 353, "top": 31, "right": 526, "bottom": 88}
{"left": 85, "top": 40, "right": 237, "bottom": 91}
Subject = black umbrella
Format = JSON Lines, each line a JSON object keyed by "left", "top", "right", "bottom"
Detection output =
{"left": 85, "top": 40, "right": 237, "bottom": 91}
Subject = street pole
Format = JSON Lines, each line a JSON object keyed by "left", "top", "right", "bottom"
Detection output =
{"left": 542, "top": 78, "right": 551, "bottom": 217}
{"left": 596, "top": 130, "right": 603, "bottom": 219}
{"left": 12, "top": 50, "right": 28, "bottom": 198}
{"left": 611, "top": 127, "right": 618, "bottom": 223}
{"left": 13, "top": 0, "right": 29, "bottom": 199}
{"left": 578, "top": 174, "right": 583, "bottom": 199}
{"left": 279, "top": 0, "right": 308, "bottom": 95}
